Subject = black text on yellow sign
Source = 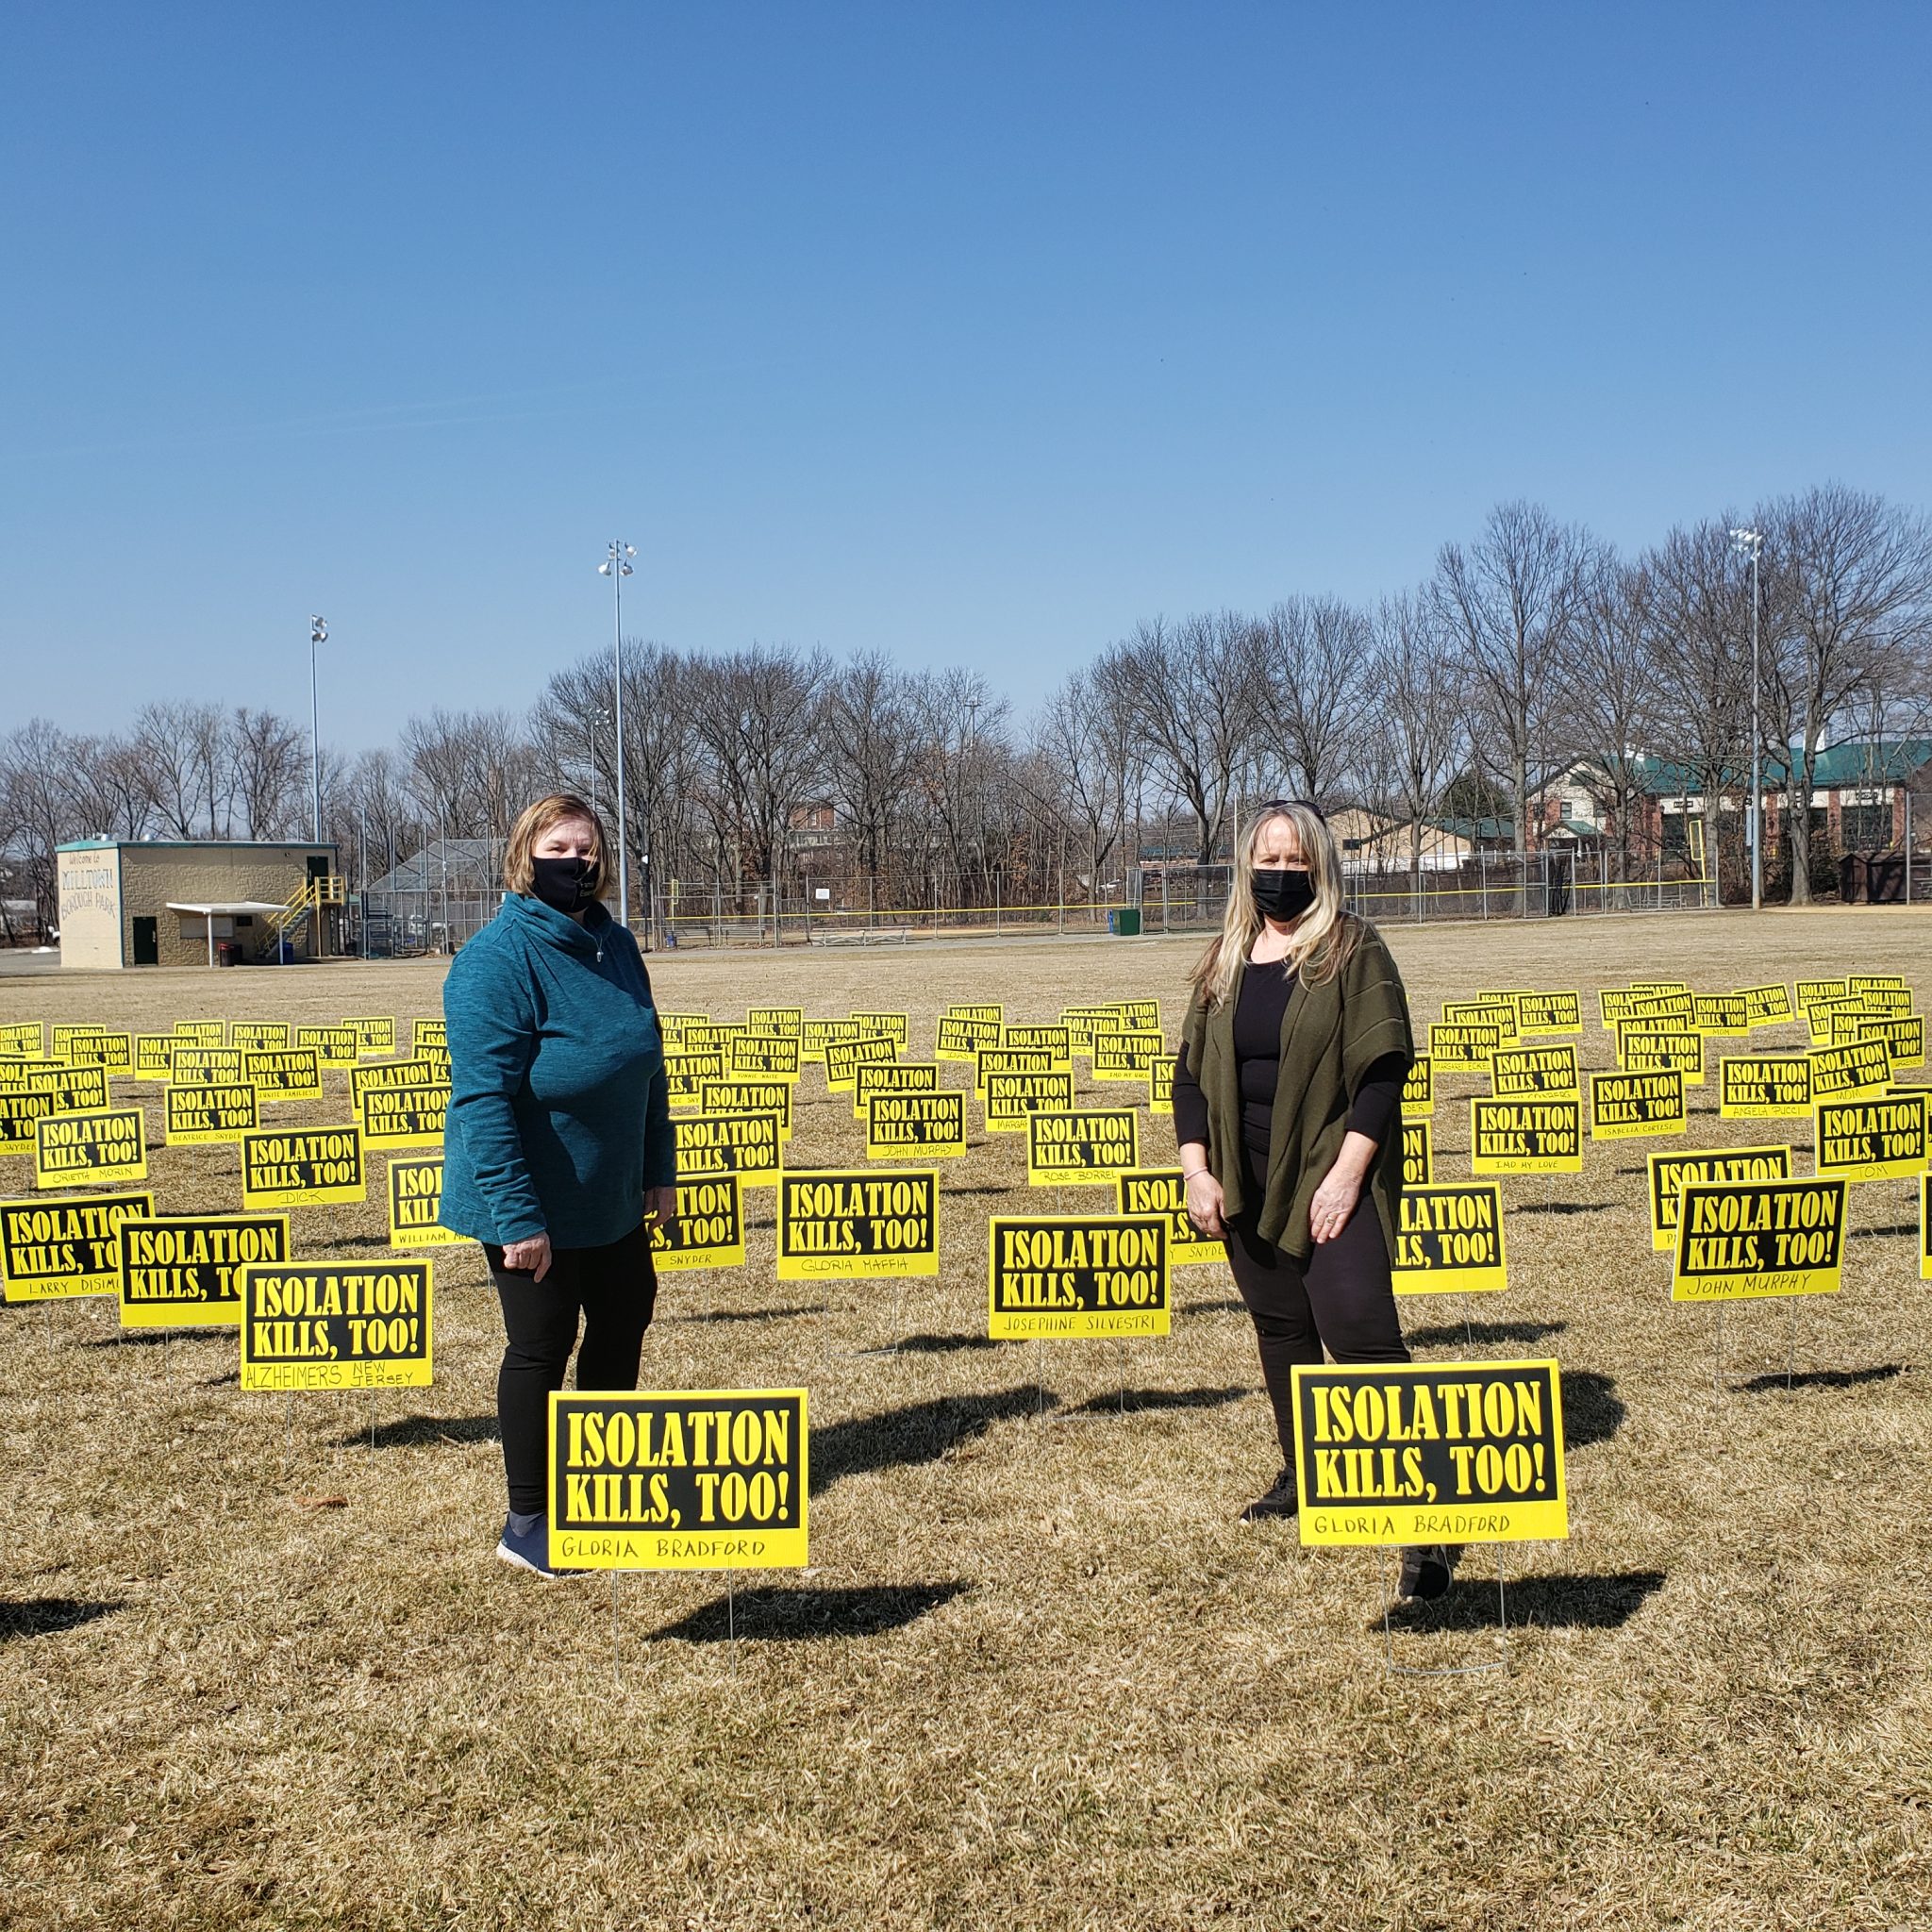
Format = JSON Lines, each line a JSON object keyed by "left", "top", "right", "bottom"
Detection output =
{"left": 1808, "top": 1038, "right": 1893, "bottom": 1104}
{"left": 1739, "top": 983, "right": 1794, "bottom": 1027}
{"left": 165, "top": 1082, "right": 258, "bottom": 1145}
{"left": 1813, "top": 1092, "right": 1928, "bottom": 1183}
{"left": 649, "top": 1176, "right": 746, "bottom": 1272}
{"left": 0, "top": 1023, "right": 42, "bottom": 1057}
{"left": 1490, "top": 1044, "right": 1579, "bottom": 1097}
{"left": 1691, "top": 993, "right": 1751, "bottom": 1038}
{"left": 356, "top": 1081, "right": 449, "bottom": 1151}
{"left": 664, "top": 1052, "right": 726, "bottom": 1109}
{"left": 1002, "top": 1024, "right": 1072, "bottom": 1067}
{"left": 35, "top": 1108, "right": 147, "bottom": 1188}
{"left": 411, "top": 1017, "right": 446, "bottom": 1053}
{"left": 936, "top": 1014, "right": 1001, "bottom": 1062}
{"left": 1589, "top": 1070, "right": 1686, "bottom": 1141}
{"left": 1391, "top": 1184, "right": 1507, "bottom": 1294}
{"left": 342, "top": 1016, "right": 396, "bottom": 1058}
{"left": 294, "top": 1024, "right": 358, "bottom": 1069}
{"left": 865, "top": 1091, "right": 967, "bottom": 1158}
{"left": 746, "top": 1007, "right": 804, "bottom": 1039}
{"left": 983, "top": 1069, "right": 1074, "bottom": 1130}
{"left": 775, "top": 1170, "right": 939, "bottom": 1279}
{"left": 1514, "top": 991, "right": 1582, "bottom": 1037}
{"left": 240, "top": 1126, "right": 366, "bottom": 1208}
{"left": 987, "top": 1214, "right": 1171, "bottom": 1339}
{"left": 1400, "top": 1057, "right": 1433, "bottom": 1119}
{"left": 1291, "top": 1361, "right": 1567, "bottom": 1547}
{"left": 1090, "top": 1030, "right": 1164, "bottom": 1081}
{"left": 547, "top": 1390, "right": 808, "bottom": 1572}
{"left": 674, "top": 1111, "right": 783, "bottom": 1186}
{"left": 0, "top": 1077, "right": 107, "bottom": 1152}
{"left": 1, "top": 1191, "right": 154, "bottom": 1301}
{"left": 1615, "top": 1024, "right": 1705, "bottom": 1085}
{"left": 1720, "top": 1054, "right": 1812, "bottom": 1119}
{"left": 730, "top": 1033, "right": 802, "bottom": 1079}
{"left": 974, "top": 1045, "right": 1056, "bottom": 1095}
{"left": 387, "top": 1155, "right": 465, "bottom": 1249}
{"left": 1672, "top": 1177, "right": 1846, "bottom": 1301}
{"left": 133, "top": 1034, "right": 176, "bottom": 1081}
{"left": 1114, "top": 1169, "right": 1222, "bottom": 1266}
{"left": 244, "top": 1047, "right": 323, "bottom": 1102}
{"left": 175, "top": 1046, "right": 244, "bottom": 1086}
{"left": 1402, "top": 1119, "right": 1433, "bottom": 1186}
{"left": 849, "top": 1011, "right": 909, "bottom": 1049}
{"left": 1647, "top": 1145, "right": 1791, "bottom": 1252}
{"left": 348, "top": 1056, "right": 450, "bottom": 1109}
{"left": 1469, "top": 1096, "right": 1583, "bottom": 1175}
{"left": 1427, "top": 1022, "right": 1504, "bottom": 1072}
{"left": 118, "top": 1213, "right": 291, "bottom": 1327}
{"left": 1147, "top": 1056, "right": 1174, "bottom": 1115}
{"left": 64, "top": 1031, "right": 133, "bottom": 1073}
{"left": 239, "top": 1260, "right": 432, "bottom": 1391}
{"left": 231, "top": 1022, "right": 291, "bottom": 1052}
{"left": 1442, "top": 1001, "right": 1518, "bottom": 1043}
{"left": 1026, "top": 1108, "right": 1141, "bottom": 1186}
{"left": 702, "top": 1079, "right": 794, "bottom": 1140}
{"left": 1870, "top": 1014, "right": 1925, "bottom": 1069}
{"left": 852, "top": 1059, "right": 938, "bottom": 1122}
{"left": 824, "top": 1034, "right": 898, "bottom": 1093}
{"left": 50, "top": 1024, "right": 106, "bottom": 1058}
{"left": 172, "top": 1021, "right": 224, "bottom": 1047}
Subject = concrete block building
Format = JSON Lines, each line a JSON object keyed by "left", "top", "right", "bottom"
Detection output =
{"left": 55, "top": 840, "right": 340, "bottom": 969}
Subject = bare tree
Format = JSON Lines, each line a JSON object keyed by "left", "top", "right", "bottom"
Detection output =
{"left": 1367, "top": 591, "right": 1464, "bottom": 891}
{"left": 1757, "top": 485, "right": 1932, "bottom": 902}
{"left": 1567, "top": 548, "right": 1662, "bottom": 878}
{"left": 1094, "top": 612, "right": 1260, "bottom": 864}
{"left": 231, "top": 708, "right": 307, "bottom": 839}
{"left": 1431, "top": 502, "right": 1591, "bottom": 901}
{"left": 1255, "top": 597, "right": 1371, "bottom": 803}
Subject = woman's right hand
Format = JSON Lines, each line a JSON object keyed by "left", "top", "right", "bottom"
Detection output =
{"left": 502, "top": 1232, "right": 553, "bottom": 1282}
{"left": 1184, "top": 1168, "right": 1225, "bottom": 1239}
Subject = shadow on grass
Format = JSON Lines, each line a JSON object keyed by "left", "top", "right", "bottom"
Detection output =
{"left": 83, "top": 1328, "right": 223, "bottom": 1349}
{"left": 0, "top": 1597, "right": 123, "bottom": 1641}
{"left": 1738, "top": 1363, "right": 1904, "bottom": 1393}
{"left": 1184, "top": 1298, "right": 1247, "bottom": 1316}
{"left": 1407, "top": 1318, "right": 1569, "bottom": 1349}
{"left": 891, "top": 1332, "right": 1002, "bottom": 1355}
{"left": 664, "top": 1305, "right": 828, "bottom": 1325}
{"left": 202, "top": 1369, "right": 240, "bottom": 1388}
{"left": 1065, "top": 1383, "right": 1251, "bottom": 1418}
{"left": 342, "top": 1413, "right": 500, "bottom": 1449}
{"left": 1511, "top": 1201, "right": 1611, "bottom": 1217}
{"left": 1562, "top": 1371, "right": 1624, "bottom": 1452}
{"left": 1378, "top": 1569, "right": 1664, "bottom": 1633}
{"left": 647, "top": 1581, "right": 969, "bottom": 1644}
{"left": 938, "top": 1183, "right": 1024, "bottom": 1198}
{"left": 1849, "top": 1224, "right": 1916, "bottom": 1241}
{"left": 811, "top": 1388, "right": 1048, "bottom": 1493}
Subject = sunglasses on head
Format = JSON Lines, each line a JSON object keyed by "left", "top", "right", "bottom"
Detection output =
{"left": 1250, "top": 798, "right": 1326, "bottom": 824}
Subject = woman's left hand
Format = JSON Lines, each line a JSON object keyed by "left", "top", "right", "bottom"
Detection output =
{"left": 1307, "top": 1164, "right": 1362, "bottom": 1245}
{"left": 643, "top": 1185, "right": 677, "bottom": 1235}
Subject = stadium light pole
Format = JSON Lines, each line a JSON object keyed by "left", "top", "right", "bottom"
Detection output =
{"left": 597, "top": 542, "right": 636, "bottom": 925}
{"left": 308, "top": 616, "right": 326, "bottom": 843}
{"left": 1731, "top": 528, "right": 1763, "bottom": 910}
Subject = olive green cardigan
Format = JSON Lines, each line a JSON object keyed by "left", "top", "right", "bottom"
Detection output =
{"left": 1178, "top": 919, "right": 1413, "bottom": 1263}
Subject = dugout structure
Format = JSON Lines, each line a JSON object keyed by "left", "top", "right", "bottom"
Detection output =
{"left": 56, "top": 840, "right": 341, "bottom": 970}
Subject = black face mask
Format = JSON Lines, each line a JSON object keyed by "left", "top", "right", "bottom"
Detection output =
{"left": 1252, "top": 866, "right": 1316, "bottom": 923}
{"left": 530, "top": 856, "right": 599, "bottom": 914}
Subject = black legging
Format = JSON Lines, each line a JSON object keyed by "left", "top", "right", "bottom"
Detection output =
{"left": 1224, "top": 1197, "right": 1409, "bottom": 1465}
{"left": 485, "top": 1220, "right": 658, "bottom": 1516}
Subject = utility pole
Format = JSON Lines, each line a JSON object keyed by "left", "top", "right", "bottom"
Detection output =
{"left": 308, "top": 616, "right": 327, "bottom": 842}
{"left": 597, "top": 543, "right": 636, "bottom": 924}
{"left": 1731, "top": 528, "right": 1764, "bottom": 909}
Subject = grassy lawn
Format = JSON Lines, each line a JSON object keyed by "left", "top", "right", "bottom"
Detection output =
{"left": 2, "top": 908, "right": 1928, "bottom": 1930}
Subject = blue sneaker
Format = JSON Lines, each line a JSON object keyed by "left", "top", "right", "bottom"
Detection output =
{"left": 495, "top": 1514, "right": 581, "bottom": 1580}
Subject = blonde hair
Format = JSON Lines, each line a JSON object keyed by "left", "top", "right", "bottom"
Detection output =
{"left": 1191, "top": 802, "right": 1358, "bottom": 1008}
{"left": 503, "top": 793, "right": 611, "bottom": 900}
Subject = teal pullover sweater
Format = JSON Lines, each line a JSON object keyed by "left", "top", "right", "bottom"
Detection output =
{"left": 439, "top": 892, "right": 674, "bottom": 1248}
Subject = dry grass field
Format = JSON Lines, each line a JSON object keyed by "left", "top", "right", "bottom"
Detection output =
{"left": 2, "top": 908, "right": 1928, "bottom": 1931}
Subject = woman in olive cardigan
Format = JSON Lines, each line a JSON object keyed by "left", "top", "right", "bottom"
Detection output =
{"left": 1173, "top": 801, "right": 1456, "bottom": 1601}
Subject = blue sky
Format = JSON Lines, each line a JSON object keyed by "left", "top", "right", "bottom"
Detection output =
{"left": 4, "top": 3, "right": 1928, "bottom": 748}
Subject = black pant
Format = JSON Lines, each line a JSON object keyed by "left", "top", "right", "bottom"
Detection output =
{"left": 1224, "top": 1194, "right": 1409, "bottom": 1468}
{"left": 485, "top": 1220, "right": 658, "bottom": 1516}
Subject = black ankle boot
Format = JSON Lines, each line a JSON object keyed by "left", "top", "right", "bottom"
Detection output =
{"left": 1239, "top": 1467, "right": 1299, "bottom": 1522}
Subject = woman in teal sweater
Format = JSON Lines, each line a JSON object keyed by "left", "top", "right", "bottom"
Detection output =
{"left": 441, "top": 792, "right": 675, "bottom": 1578}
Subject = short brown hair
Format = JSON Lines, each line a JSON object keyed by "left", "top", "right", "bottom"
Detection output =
{"left": 503, "top": 793, "right": 611, "bottom": 900}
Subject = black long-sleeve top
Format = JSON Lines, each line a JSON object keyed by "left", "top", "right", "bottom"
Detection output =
{"left": 1172, "top": 961, "right": 1406, "bottom": 1158}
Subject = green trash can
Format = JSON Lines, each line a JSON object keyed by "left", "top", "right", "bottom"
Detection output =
{"left": 1108, "top": 908, "right": 1141, "bottom": 936}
